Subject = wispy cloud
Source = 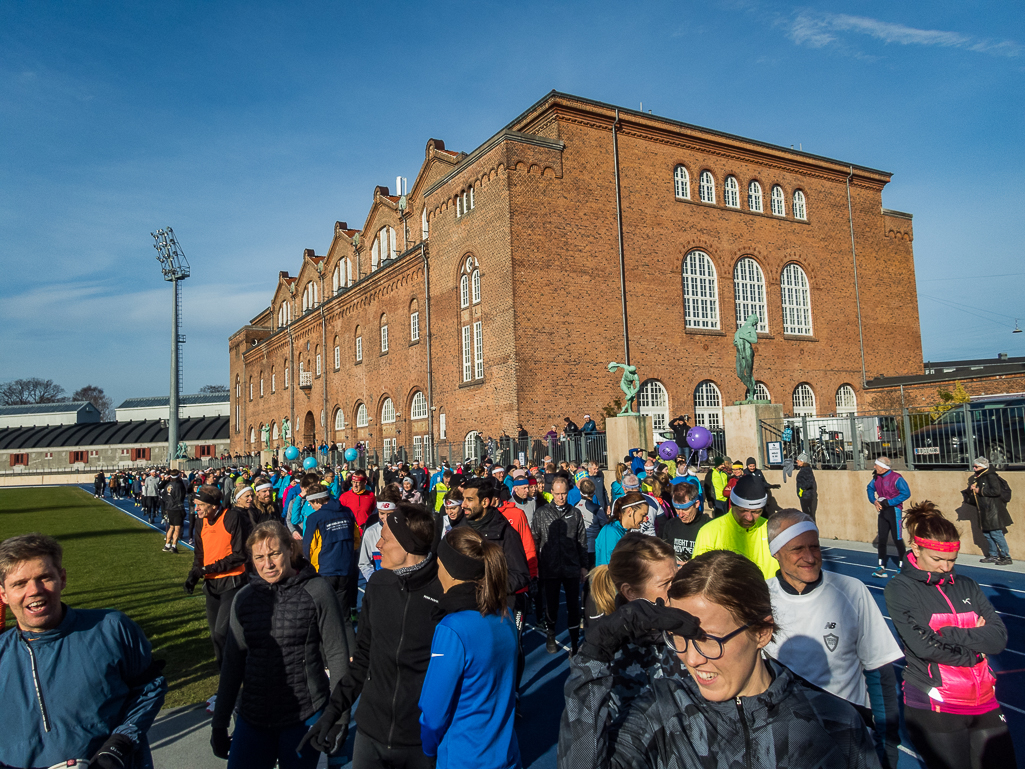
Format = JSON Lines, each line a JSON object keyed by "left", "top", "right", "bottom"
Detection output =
{"left": 787, "top": 11, "right": 1022, "bottom": 58}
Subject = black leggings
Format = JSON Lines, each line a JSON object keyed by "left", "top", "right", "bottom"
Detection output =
{"left": 877, "top": 506, "right": 906, "bottom": 566}
{"left": 204, "top": 582, "right": 243, "bottom": 667}
{"left": 542, "top": 577, "right": 581, "bottom": 636}
{"left": 904, "top": 705, "right": 1016, "bottom": 769}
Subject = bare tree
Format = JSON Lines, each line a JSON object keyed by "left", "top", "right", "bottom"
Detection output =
{"left": 72, "top": 385, "right": 115, "bottom": 421}
{"left": 199, "top": 384, "right": 229, "bottom": 394}
{"left": 0, "top": 378, "right": 67, "bottom": 406}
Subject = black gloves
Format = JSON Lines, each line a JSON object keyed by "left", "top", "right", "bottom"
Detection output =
{"left": 210, "top": 726, "right": 232, "bottom": 759}
{"left": 91, "top": 733, "right": 135, "bottom": 769}
{"left": 579, "top": 598, "right": 700, "bottom": 662}
{"left": 296, "top": 707, "right": 349, "bottom": 754}
{"left": 184, "top": 568, "right": 202, "bottom": 595}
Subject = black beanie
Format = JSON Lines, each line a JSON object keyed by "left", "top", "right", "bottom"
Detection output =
{"left": 729, "top": 474, "right": 767, "bottom": 509}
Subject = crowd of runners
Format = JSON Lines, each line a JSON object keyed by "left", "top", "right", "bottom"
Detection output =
{"left": 0, "top": 449, "right": 1017, "bottom": 768}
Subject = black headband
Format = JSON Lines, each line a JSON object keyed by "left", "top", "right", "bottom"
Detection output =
{"left": 388, "top": 508, "right": 432, "bottom": 556}
{"left": 438, "top": 536, "right": 486, "bottom": 581}
{"left": 196, "top": 490, "right": 221, "bottom": 505}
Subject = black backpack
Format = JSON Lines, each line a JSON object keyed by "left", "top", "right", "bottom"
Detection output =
{"left": 997, "top": 474, "right": 1013, "bottom": 504}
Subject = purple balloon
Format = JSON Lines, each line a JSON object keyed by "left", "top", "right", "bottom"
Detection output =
{"left": 686, "top": 425, "right": 713, "bottom": 450}
{"left": 658, "top": 440, "right": 679, "bottom": 461}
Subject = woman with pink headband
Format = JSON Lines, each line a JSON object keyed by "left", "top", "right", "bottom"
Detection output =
{"left": 884, "top": 501, "right": 1015, "bottom": 768}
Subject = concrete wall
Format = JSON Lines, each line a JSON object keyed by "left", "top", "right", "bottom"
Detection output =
{"left": 0, "top": 473, "right": 100, "bottom": 488}
{"left": 764, "top": 468, "right": 1025, "bottom": 557}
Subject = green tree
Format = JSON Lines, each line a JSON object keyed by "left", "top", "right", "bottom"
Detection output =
{"left": 930, "top": 380, "right": 971, "bottom": 421}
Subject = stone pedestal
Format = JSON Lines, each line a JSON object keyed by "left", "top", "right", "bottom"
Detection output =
{"left": 260, "top": 450, "right": 274, "bottom": 467}
{"left": 722, "top": 403, "right": 784, "bottom": 468}
{"left": 605, "top": 414, "right": 653, "bottom": 471}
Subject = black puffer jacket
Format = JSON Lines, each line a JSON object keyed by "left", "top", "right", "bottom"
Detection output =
{"left": 456, "top": 508, "right": 530, "bottom": 595}
{"left": 531, "top": 502, "right": 587, "bottom": 579}
{"left": 328, "top": 556, "right": 445, "bottom": 749}
{"left": 212, "top": 563, "right": 349, "bottom": 730}
{"left": 965, "top": 469, "right": 1013, "bottom": 532}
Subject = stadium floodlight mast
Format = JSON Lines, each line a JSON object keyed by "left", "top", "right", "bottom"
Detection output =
{"left": 151, "top": 227, "right": 190, "bottom": 467}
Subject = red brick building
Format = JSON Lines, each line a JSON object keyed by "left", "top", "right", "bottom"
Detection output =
{"left": 229, "top": 91, "right": 923, "bottom": 459}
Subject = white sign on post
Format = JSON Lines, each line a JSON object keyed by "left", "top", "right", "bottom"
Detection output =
{"left": 766, "top": 441, "right": 783, "bottom": 465}
{"left": 518, "top": 451, "right": 526, "bottom": 465}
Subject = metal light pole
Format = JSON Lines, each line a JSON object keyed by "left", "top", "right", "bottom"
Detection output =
{"left": 152, "top": 228, "right": 191, "bottom": 466}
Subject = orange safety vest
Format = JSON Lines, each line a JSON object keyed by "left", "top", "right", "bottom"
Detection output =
{"left": 201, "top": 510, "right": 246, "bottom": 579}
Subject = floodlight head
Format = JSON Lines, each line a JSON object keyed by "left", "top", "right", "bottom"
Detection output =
{"left": 151, "top": 227, "right": 191, "bottom": 282}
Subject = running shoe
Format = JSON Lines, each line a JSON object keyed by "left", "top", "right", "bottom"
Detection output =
{"left": 171, "top": 545, "right": 179, "bottom": 554}
{"left": 206, "top": 694, "right": 217, "bottom": 713}
{"left": 980, "top": 556, "right": 999, "bottom": 563}
{"left": 996, "top": 557, "right": 1014, "bottom": 566}
{"left": 871, "top": 567, "right": 887, "bottom": 578}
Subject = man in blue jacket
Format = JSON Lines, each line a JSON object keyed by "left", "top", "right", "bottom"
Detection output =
{"left": 303, "top": 488, "right": 358, "bottom": 652}
{"left": 0, "top": 533, "right": 167, "bottom": 769}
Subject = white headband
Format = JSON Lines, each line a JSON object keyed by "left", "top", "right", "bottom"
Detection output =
{"left": 306, "top": 490, "right": 329, "bottom": 501}
{"left": 874, "top": 459, "right": 890, "bottom": 470}
{"left": 377, "top": 501, "right": 397, "bottom": 512}
{"left": 619, "top": 499, "right": 647, "bottom": 511}
{"left": 729, "top": 488, "right": 767, "bottom": 509}
{"left": 254, "top": 483, "right": 273, "bottom": 492}
{"left": 769, "top": 521, "right": 819, "bottom": 556}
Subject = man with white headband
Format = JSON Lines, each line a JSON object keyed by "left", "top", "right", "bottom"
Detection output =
{"left": 866, "top": 456, "right": 911, "bottom": 578}
{"left": 691, "top": 474, "right": 775, "bottom": 578}
{"left": 303, "top": 486, "right": 359, "bottom": 652}
{"left": 764, "top": 509, "right": 903, "bottom": 768}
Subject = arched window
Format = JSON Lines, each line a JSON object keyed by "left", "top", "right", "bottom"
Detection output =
{"left": 332, "top": 264, "right": 339, "bottom": 293}
{"left": 638, "top": 380, "right": 669, "bottom": 440}
{"left": 381, "top": 397, "right": 396, "bottom": 424}
{"left": 781, "top": 264, "right": 813, "bottom": 335}
{"left": 682, "top": 250, "right": 720, "bottom": 329}
{"left": 699, "top": 171, "right": 716, "bottom": 204}
{"left": 371, "top": 236, "right": 380, "bottom": 271}
{"left": 694, "top": 381, "right": 723, "bottom": 429}
{"left": 410, "top": 299, "right": 420, "bottom": 342}
{"left": 249, "top": 377, "right": 253, "bottom": 401}
{"left": 380, "top": 314, "right": 389, "bottom": 353}
{"left": 333, "top": 336, "right": 340, "bottom": 369}
{"left": 334, "top": 408, "right": 345, "bottom": 432}
{"left": 271, "top": 367, "right": 276, "bottom": 393}
{"left": 771, "top": 185, "right": 786, "bottom": 216}
{"left": 259, "top": 373, "right": 264, "bottom": 397}
{"left": 250, "top": 426, "right": 256, "bottom": 444}
{"left": 748, "top": 181, "right": 763, "bottom": 212}
{"left": 674, "top": 165, "right": 690, "bottom": 199}
{"left": 733, "top": 257, "right": 768, "bottom": 332}
{"left": 756, "top": 382, "right": 771, "bottom": 402}
{"left": 471, "top": 269, "right": 481, "bottom": 304}
{"left": 284, "top": 362, "right": 289, "bottom": 389}
{"left": 464, "top": 430, "right": 482, "bottom": 460}
{"left": 836, "top": 384, "right": 857, "bottom": 415}
{"left": 460, "top": 256, "right": 483, "bottom": 382}
{"left": 272, "top": 422, "right": 279, "bottom": 440}
{"left": 793, "top": 190, "right": 807, "bottom": 220}
{"left": 793, "top": 383, "right": 816, "bottom": 417}
{"left": 355, "top": 326, "right": 363, "bottom": 362}
{"left": 422, "top": 208, "right": 429, "bottom": 240}
{"left": 356, "top": 403, "right": 369, "bottom": 427}
{"left": 302, "top": 286, "right": 308, "bottom": 312}
{"left": 345, "top": 258, "right": 353, "bottom": 285}
{"left": 724, "top": 176, "right": 740, "bottom": 208}
{"left": 460, "top": 275, "right": 469, "bottom": 308}
{"left": 235, "top": 375, "right": 240, "bottom": 399}
{"left": 411, "top": 391, "right": 428, "bottom": 420}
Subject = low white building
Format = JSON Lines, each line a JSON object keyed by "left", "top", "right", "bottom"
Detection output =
{"left": 115, "top": 393, "right": 230, "bottom": 422}
{"left": 0, "top": 402, "right": 101, "bottom": 429}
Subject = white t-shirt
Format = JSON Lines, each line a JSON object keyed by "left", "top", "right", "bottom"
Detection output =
{"left": 765, "top": 570, "right": 902, "bottom": 707}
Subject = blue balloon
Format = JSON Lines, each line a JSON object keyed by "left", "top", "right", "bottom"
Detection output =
{"left": 284, "top": 446, "right": 299, "bottom": 461}
{"left": 344, "top": 447, "right": 359, "bottom": 462}
{"left": 303, "top": 456, "right": 318, "bottom": 470}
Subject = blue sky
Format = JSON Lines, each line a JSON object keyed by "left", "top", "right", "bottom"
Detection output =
{"left": 1, "top": 0, "right": 1022, "bottom": 407}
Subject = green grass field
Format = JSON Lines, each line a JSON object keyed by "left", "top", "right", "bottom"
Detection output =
{"left": 0, "top": 486, "right": 218, "bottom": 708}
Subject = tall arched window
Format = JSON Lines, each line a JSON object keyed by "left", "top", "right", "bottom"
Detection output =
{"left": 682, "top": 250, "right": 720, "bottom": 329}
{"left": 356, "top": 403, "right": 369, "bottom": 427}
{"left": 460, "top": 275, "right": 469, "bottom": 308}
{"left": 355, "top": 326, "right": 363, "bottom": 362}
{"left": 781, "top": 264, "right": 813, "bottom": 335}
{"left": 748, "top": 181, "right": 763, "bottom": 212}
{"left": 271, "top": 367, "right": 276, "bottom": 393}
{"left": 836, "top": 384, "right": 857, "bottom": 415}
{"left": 284, "top": 361, "right": 289, "bottom": 389}
{"left": 694, "top": 381, "right": 723, "bottom": 429}
{"left": 411, "top": 391, "right": 428, "bottom": 420}
{"left": 381, "top": 397, "right": 396, "bottom": 423}
{"left": 793, "top": 190, "right": 807, "bottom": 220}
{"left": 756, "top": 382, "right": 771, "bottom": 402}
{"left": 471, "top": 269, "right": 481, "bottom": 304}
{"left": 464, "top": 431, "right": 482, "bottom": 460}
{"left": 793, "top": 383, "right": 816, "bottom": 417}
{"left": 733, "top": 257, "right": 768, "bottom": 332}
{"left": 272, "top": 422, "right": 279, "bottom": 440}
{"left": 422, "top": 208, "right": 429, "bottom": 240}
{"left": 315, "top": 346, "right": 321, "bottom": 376}
{"left": 250, "top": 426, "right": 256, "bottom": 444}
{"left": 334, "top": 408, "right": 345, "bottom": 432}
{"left": 771, "top": 185, "right": 786, "bottom": 216}
{"left": 380, "top": 314, "right": 389, "bottom": 353}
{"left": 638, "top": 380, "right": 669, "bottom": 440}
{"left": 410, "top": 299, "right": 420, "bottom": 342}
{"left": 699, "top": 171, "right": 716, "bottom": 204}
{"left": 333, "top": 336, "right": 340, "bottom": 369}
{"left": 460, "top": 256, "right": 483, "bottom": 382}
{"left": 724, "top": 176, "right": 740, "bottom": 208}
{"left": 249, "top": 377, "right": 253, "bottom": 401}
{"left": 372, "top": 227, "right": 395, "bottom": 271}
{"left": 674, "top": 165, "right": 690, "bottom": 199}
{"left": 345, "top": 258, "right": 353, "bottom": 285}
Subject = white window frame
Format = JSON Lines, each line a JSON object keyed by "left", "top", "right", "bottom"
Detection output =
{"left": 733, "top": 257, "right": 768, "bottom": 333}
{"left": 356, "top": 403, "right": 369, "bottom": 427}
{"left": 471, "top": 270, "right": 481, "bottom": 304}
{"left": 456, "top": 196, "right": 462, "bottom": 217}
{"left": 748, "top": 181, "right": 763, "bottom": 212}
{"left": 272, "top": 422, "right": 279, "bottom": 439}
{"left": 771, "top": 185, "right": 786, "bottom": 217}
{"left": 440, "top": 413, "right": 447, "bottom": 440}
{"left": 674, "top": 165, "right": 690, "bottom": 199}
{"left": 284, "top": 366, "right": 289, "bottom": 389}
{"left": 381, "top": 322, "right": 389, "bottom": 353}
{"left": 411, "top": 310, "right": 420, "bottom": 341}
{"left": 724, "top": 176, "right": 740, "bottom": 208}
{"left": 334, "top": 345, "right": 340, "bottom": 369}
{"left": 836, "top": 384, "right": 857, "bottom": 414}
{"left": 682, "top": 250, "right": 720, "bottom": 329}
{"left": 460, "top": 274, "right": 469, "bottom": 308}
{"left": 694, "top": 380, "right": 723, "bottom": 429}
{"left": 316, "top": 354, "right": 321, "bottom": 376}
{"left": 461, "top": 325, "right": 472, "bottom": 382}
{"left": 413, "top": 435, "right": 422, "bottom": 461}
{"left": 781, "top": 263, "right": 813, "bottom": 335}
{"left": 638, "top": 380, "right": 669, "bottom": 441}
{"left": 271, "top": 373, "right": 276, "bottom": 392}
{"left": 422, "top": 208, "right": 429, "bottom": 239}
{"left": 756, "top": 382, "right": 771, "bottom": 402}
{"left": 381, "top": 398, "right": 396, "bottom": 424}
{"left": 260, "top": 377, "right": 264, "bottom": 397}
{"left": 473, "top": 320, "right": 483, "bottom": 380}
{"left": 334, "top": 409, "right": 345, "bottom": 431}
{"left": 793, "top": 190, "right": 807, "bottom": 220}
{"left": 411, "top": 391, "right": 428, "bottom": 420}
{"left": 793, "top": 384, "right": 816, "bottom": 417}
{"left": 699, "top": 171, "right": 716, "bottom": 204}
{"left": 469, "top": 186, "right": 474, "bottom": 210}
{"left": 356, "top": 335, "right": 363, "bottom": 362}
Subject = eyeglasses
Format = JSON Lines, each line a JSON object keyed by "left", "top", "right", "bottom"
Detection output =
{"left": 662, "top": 624, "right": 749, "bottom": 660}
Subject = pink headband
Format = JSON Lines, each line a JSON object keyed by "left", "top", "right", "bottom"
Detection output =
{"left": 914, "top": 536, "right": 960, "bottom": 553}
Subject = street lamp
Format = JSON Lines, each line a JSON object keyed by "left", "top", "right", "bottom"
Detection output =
{"left": 151, "top": 227, "right": 191, "bottom": 466}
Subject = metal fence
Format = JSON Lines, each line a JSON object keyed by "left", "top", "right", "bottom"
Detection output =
{"left": 758, "top": 402, "right": 1025, "bottom": 472}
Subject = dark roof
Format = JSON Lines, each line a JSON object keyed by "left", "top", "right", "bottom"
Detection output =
{"left": 923, "top": 355, "right": 1025, "bottom": 368}
{"left": 867, "top": 361, "right": 1025, "bottom": 389}
{"left": 0, "top": 401, "right": 98, "bottom": 417}
{"left": 0, "top": 417, "right": 229, "bottom": 451}
{"left": 116, "top": 393, "right": 230, "bottom": 409}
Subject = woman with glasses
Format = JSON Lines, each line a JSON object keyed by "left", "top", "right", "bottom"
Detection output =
{"left": 560, "top": 550, "right": 880, "bottom": 768}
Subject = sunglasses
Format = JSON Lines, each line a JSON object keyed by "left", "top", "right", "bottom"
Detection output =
{"left": 662, "top": 624, "right": 749, "bottom": 660}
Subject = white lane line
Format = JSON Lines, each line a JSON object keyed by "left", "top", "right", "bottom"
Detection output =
{"left": 80, "top": 487, "right": 195, "bottom": 551}
{"left": 864, "top": 583, "right": 1025, "bottom": 621}
{"left": 898, "top": 745, "right": 922, "bottom": 760}
{"left": 999, "top": 701, "right": 1025, "bottom": 716}
{"left": 827, "top": 559, "right": 1025, "bottom": 594}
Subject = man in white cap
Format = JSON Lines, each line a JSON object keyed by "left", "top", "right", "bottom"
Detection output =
{"left": 866, "top": 456, "right": 910, "bottom": 577}
{"left": 764, "top": 509, "right": 903, "bottom": 768}
{"left": 691, "top": 473, "right": 775, "bottom": 578}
